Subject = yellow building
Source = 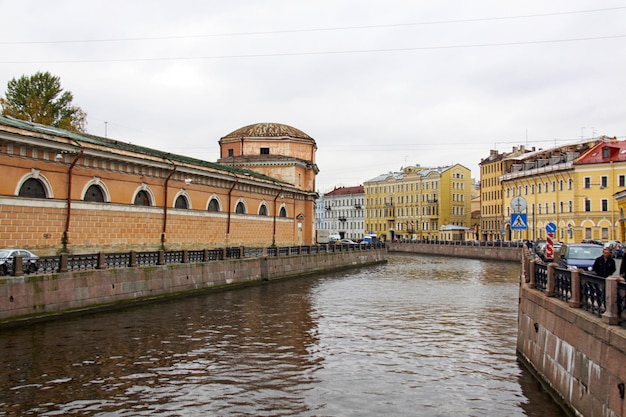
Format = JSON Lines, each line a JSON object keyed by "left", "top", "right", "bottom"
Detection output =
{"left": 613, "top": 190, "right": 626, "bottom": 243}
{"left": 364, "top": 164, "right": 472, "bottom": 241}
{"left": 499, "top": 137, "right": 625, "bottom": 243}
{"left": 479, "top": 146, "right": 532, "bottom": 241}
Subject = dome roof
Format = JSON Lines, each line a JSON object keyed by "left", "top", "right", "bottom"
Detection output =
{"left": 222, "top": 122, "right": 313, "bottom": 140}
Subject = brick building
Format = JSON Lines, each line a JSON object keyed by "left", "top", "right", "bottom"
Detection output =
{"left": 0, "top": 117, "right": 318, "bottom": 255}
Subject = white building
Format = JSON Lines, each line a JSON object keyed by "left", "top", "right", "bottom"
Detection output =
{"left": 317, "top": 186, "right": 365, "bottom": 240}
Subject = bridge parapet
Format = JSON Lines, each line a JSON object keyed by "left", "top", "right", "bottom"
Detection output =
{"left": 1, "top": 242, "right": 386, "bottom": 277}
{"left": 528, "top": 254, "right": 626, "bottom": 326}
{"left": 519, "top": 248, "right": 626, "bottom": 417}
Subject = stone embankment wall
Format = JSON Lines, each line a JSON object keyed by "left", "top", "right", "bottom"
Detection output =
{"left": 0, "top": 249, "right": 387, "bottom": 327}
{"left": 388, "top": 242, "right": 522, "bottom": 262}
{"left": 517, "top": 252, "right": 626, "bottom": 417}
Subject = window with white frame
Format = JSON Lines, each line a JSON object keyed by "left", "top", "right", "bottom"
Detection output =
{"left": 601, "top": 176, "right": 608, "bottom": 188}
{"left": 601, "top": 199, "right": 608, "bottom": 211}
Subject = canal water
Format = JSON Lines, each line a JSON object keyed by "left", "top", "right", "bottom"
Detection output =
{"left": 0, "top": 253, "right": 567, "bottom": 417}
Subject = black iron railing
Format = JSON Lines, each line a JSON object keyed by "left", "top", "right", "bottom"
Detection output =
{"left": 528, "top": 249, "right": 625, "bottom": 327}
{"left": 580, "top": 272, "right": 607, "bottom": 316}
{"left": 394, "top": 239, "right": 525, "bottom": 248}
{"left": 535, "top": 263, "right": 548, "bottom": 292}
{"left": 0, "top": 242, "right": 386, "bottom": 277}
{"left": 554, "top": 268, "right": 572, "bottom": 302}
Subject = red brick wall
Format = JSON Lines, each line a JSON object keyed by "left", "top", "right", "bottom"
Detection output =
{"left": 0, "top": 200, "right": 304, "bottom": 255}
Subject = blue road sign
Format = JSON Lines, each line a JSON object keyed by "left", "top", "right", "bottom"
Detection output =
{"left": 511, "top": 214, "right": 528, "bottom": 230}
{"left": 546, "top": 222, "right": 556, "bottom": 233}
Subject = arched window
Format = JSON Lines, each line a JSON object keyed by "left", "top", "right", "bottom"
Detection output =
{"left": 134, "top": 190, "right": 151, "bottom": 206}
{"left": 18, "top": 178, "right": 47, "bottom": 198}
{"left": 258, "top": 204, "right": 268, "bottom": 216}
{"left": 279, "top": 207, "right": 287, "bottom": 217}
{"left": 235, "top": 201, "right": 246, "bottom": 214}
{"left": 208, "top": 198, "right": 220, "bottom": 212}
{"left": 174, "top": 195, "right": 189, "bottom": 209}
{"left": 84, "top": 184, "right": 105, "bottom": 202}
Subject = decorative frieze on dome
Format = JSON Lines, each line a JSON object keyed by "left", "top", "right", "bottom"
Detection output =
{"left": 223, "top": 123, "right": 313, "bottom": 141}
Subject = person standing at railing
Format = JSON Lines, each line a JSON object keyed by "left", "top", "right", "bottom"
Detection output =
{"left": 591, "top": 247, "right": 616, "bottom": 278}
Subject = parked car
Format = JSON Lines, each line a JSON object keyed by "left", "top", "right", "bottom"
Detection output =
{"left": 604, "top": 240, "right": 623, "bottom": 258}
{"left": 340, "top": 239, "right": 357, "bottom": 245}
{"left": 557, "top": 243, "right": 605, "bottom": 270}
{"left": 537, "top": 241, "right": 563, "bottom": 263}
{"left": 531, "top": 240, "right": 560, "bottom": 262}
{"left": 328, "top": 234, "right": 341, "bottom": 242}
{"left": 0, "top": 249, "right": 39, "bottom": 275}
{"left": 581, "top": 239, "right": 604, "bottom": 246}
{"left": 533, "top": 240, "right": 547, "bottom": 259}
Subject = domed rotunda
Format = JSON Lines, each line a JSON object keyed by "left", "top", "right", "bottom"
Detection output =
{"left": 217, "top": 122, "right": 319, "bottom": 193}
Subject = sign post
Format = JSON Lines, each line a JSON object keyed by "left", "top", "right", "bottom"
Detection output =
{"left": 510, "top": 197, "right": 528, "bottom": 238}
{"left": 546, "top": 222, "right": 557, "bottom": 261}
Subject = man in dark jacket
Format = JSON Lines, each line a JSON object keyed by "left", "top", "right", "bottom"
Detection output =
{"left": 592, "top": 247, "right": 616, "bottom": 278}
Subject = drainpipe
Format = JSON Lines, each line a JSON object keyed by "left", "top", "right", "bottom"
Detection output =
{"left": 272, "top": 185, "right": 283, "bottom": 246}
{"left": 162, "top": 159, "right": 177, "bottom": 248}
{"left": 62, "top": 148, "right": 85, "bottom": 252}
{"left": 226, "top": 175, "right": 239, "bottom": 235}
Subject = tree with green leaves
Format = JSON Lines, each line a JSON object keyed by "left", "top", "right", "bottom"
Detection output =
{"left": 0, "top": 71, "right": 87, "bottom": 132}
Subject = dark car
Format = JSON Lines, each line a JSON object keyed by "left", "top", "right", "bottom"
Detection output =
{"left": 557, "top": 243, "right": 605, "bottom": 271}
{"left": 581, "top": 239, "right": 604, "bottom": 246}
{"left": 0, "top": 249, "right": 39, "bottom": 275}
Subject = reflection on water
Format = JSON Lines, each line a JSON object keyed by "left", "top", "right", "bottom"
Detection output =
{"left": 0, "top": 253, "right": 566, "bottom": 416}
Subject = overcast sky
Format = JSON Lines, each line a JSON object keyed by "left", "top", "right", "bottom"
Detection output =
{"left": 2, "top": 1, "right": 625, "bottom": 193}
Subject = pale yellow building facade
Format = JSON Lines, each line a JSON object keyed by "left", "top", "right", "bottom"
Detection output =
{"left": 364, "top": 164, "right": 472, "bottom": 241}
{"left": 479, "top": 146, "right": 533, "bottom": 241}
{"left": 498, "top": 138, "right": 626, "bottom": 243}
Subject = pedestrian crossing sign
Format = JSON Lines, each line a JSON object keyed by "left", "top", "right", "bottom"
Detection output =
{"left": 511, "top": 213, "right": 528, "bottom": 230}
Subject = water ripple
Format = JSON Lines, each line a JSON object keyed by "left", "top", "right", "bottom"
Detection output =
{"left": 0, "top": 254, "right": 566, "bottom": 416}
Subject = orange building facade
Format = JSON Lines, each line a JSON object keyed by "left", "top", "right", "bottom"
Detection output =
{"left": 0, "top": 117, "right": 318, "bottom": 255}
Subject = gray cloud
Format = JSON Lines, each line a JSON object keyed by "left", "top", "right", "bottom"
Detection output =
{"left": 1, "top": 0, "right": 624, "bottom": 192}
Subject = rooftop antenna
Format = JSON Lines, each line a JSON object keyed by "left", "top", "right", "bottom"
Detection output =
{"left": 104, "top": 121, "right": 108, "bottom": 138}
{"left": 526, "top": 128, "right": 529, "bottom": 146}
